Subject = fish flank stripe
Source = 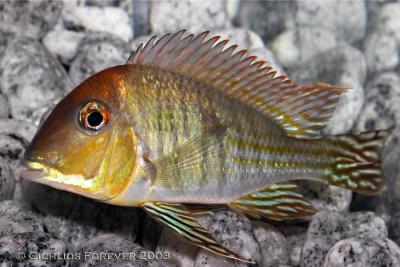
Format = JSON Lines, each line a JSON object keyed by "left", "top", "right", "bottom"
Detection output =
{"left": 227, "top": 138, "right": 326, "bottom": 158}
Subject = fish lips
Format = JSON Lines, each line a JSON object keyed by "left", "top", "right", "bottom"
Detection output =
{"left": 20, "top": 160, "right": 48, "bottom": 181}
{"left": 20, "top": 160, "right": 111, "bottom": 201}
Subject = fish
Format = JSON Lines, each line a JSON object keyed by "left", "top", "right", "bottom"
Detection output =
{"left": 22, "top": 30, "right": 391, "bottom": 263}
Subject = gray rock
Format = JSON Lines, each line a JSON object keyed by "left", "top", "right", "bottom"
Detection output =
{"left": 12, "top": 181, "right": 25, "bottom": 203}
{"left": 0, "top": 119, "right": 37, "bottom": 142}
{"left": 374, "top": 3, "right": 400, "bottom": 42}
{"left": 384, "top": 148, "right": 400, "bottom": 243}
{"left": 278, "top": 225, "right": 308, "bottom": 267}
{"left": 194, "top": 210, "right": 261, "bottom": 266}
{"left": 150, "top": 0, "right": 231, "bottom": 34}
{"left": 296, "top": 181, "right": 352, "bottom": 213}
{"left": 301, "top": 211, "right": 347, "bottom": 266}
{"left": 252, "top": 221, "right": 289, "bottom": 267}
{"left": 43, "top": 29, "right": 85, "bottom": 64}
{"left": 301, "top": 237, "right": 333, "bottom": 267}
{"left": 366, "top": 0, "right": 393, "bottom": 29}
{"left": 0, "top": 32, "right": 14, "bottom": 58}
{"left": 0, "top": 159, "right": 15, "bottom": 200}
{"left": 0, "top": 200, "right": 43, "bottom": 237}
{"left": 196, "top": 212, "right": 215, "bottom": 230}
{"left": 355, "top": 72, "right": 400, "bottom": 156}
{"left": 142, "top": 214, "right": 163, "bottom": 251}
{"left": 154, "top": 226, "right": 199, "bottom": 267}
{"left": 324, "top": 238, "right": 400, "bottom": 267}
{"left": 380, "top": 142, "right": 400, "bottom": 244}
{"left": 0, "top": 0, "right": 62, "bottom": 39}
{"left": 346, "top": 212, "right": 388, "bottom": 240}
{"left": 389, "top": 213, "right": 400, "bottom": 246}
{"left": 62, "top": 4, "right": 133, "bottom": 42}
{"left": 363, "top": 32, "right": 399, "bottom": 73}
{"left": 42, "top": 214, "right": 108, "bottom": 251}
{"left": 0, "top": 133, "right": 26, "bottom": 168}
{"left": 0, "top": 94, "right": 10, "bottom": 118}
{"left": 119, "top": 0, "right": 134, "bottom": 24}
{"left": 249, "top": 46, "right": 286, "bottom": 77}
{"left": 290, "top": 44, "right": 367, "bottom": 135}
{"left": 0, "top": 232, "right": 66, "bottom": 267}
{"left": 271, "top": 27, "right": 337, "bottom": 71}
{"left": 131, "top": 0, "right": 151, "bottom": 37}
{"left": 236, "top": 1, "right": 293, "bottom": 43}
{"left": 211, "top": 28, "right": 264, "bottom": 51}
{"left": 69, "top": 32, "right": 131, "bottom": 85}
{"left": 294, "top": 0, "right": 366, "bottom": 44}
{"left": 301, "top": 211, "right": 388, "bottom": 266}
{"left": 70, "top": 234, "right": 148, "bottom": 267}
{"left": 236, "top": 0, "right": 366, "bottom": 44}
{"left": 0, "top": 37, "right": 72, "bottom": 124}
{"left": 22, "top": 181, "right": 139, "bottom": 247}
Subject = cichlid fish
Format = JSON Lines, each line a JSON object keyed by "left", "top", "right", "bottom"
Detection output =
{"left": 22, "top": 31, "right": 391, "bottom": 263}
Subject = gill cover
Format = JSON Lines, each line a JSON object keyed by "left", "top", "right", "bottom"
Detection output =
{"left": 24, "top": 66, "right": 138, "bottom": 200}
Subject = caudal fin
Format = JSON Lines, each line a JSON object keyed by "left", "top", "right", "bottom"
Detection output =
{"left": 325, "top": 129, "right": 391, "bottom": 195}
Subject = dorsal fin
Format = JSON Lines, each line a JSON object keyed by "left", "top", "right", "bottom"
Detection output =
{"left": 127, "top": 30, "right": 347, "bottom": 138}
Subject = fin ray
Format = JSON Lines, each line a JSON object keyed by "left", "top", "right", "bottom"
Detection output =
{"left": 143, "top": 202, "right": 254, "bottom": 263}
{"left": 324, "top": 129, "right": 391, "bottom": 195}
{"left": 229, "top": 183, "right": 316, "bottom": 221}
{"left": 153, "top": 124, "right": 225, "bottom": 188}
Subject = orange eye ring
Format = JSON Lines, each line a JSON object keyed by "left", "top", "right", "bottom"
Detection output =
{"left": 79, "top": 102, "right": 111, "bottom": 132}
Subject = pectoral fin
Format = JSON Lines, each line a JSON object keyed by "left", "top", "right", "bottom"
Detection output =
{"left": 153, "top": 124, "right": 226, "bottom": 188}
{"left": 143, "top": 202, "right": 254, "bottom": 263}
{"left": 229, "top": 183, "right": 316, "bottom": 221}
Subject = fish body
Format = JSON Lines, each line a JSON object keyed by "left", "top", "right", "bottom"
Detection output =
{"left": 22, "top": 31, "right": 391, "bottom": 263}
{"left": 107, "top": 64, "right": 332, "bottom": 205}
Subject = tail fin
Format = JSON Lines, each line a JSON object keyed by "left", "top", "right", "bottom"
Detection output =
{"left": 325, "top": 129, "right": 392, "bottom": 195}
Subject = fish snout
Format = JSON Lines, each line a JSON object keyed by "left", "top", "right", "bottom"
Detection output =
{"left": 20, "top": 160, "right": 48, "bottom": 182}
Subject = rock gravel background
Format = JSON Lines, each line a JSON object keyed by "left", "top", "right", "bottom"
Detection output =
{"left": 0, "top": 0, "right": 399, "bottom": 266}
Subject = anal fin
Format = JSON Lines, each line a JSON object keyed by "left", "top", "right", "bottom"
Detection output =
{"left": 229, "top": 183, "right": 316, "bottom": 221}
{"left": 143, "top": 202, "right": 254, "bottom": 263}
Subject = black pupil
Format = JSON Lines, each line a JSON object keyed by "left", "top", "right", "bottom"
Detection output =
{"left": 87, "top": 111, "right": 104, "bottom": 128}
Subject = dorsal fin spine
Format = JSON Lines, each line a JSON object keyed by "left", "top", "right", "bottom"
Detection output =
{"left": 170, "top": 34, "right": 194, "bottom": 67}
{"left": 137, "top": 36, "right": 156, "bottom": 63}
{"left": 224, "top": 55, "right": 255, "bottom": 85}
{"left": 145, "top": 33, "right": 171, "bottom": 64}
{"left": 175, "top": 33, "right": 207, "bottom": 68}
{"left": 195, "top": 40, "right": 228, "bottom": 80}
{"left": 180, "top": 33, "right": 209, "bottom": 69}
{"left": 226, "top": 63, "right": 267, "bottom": 95}
{"left": 189, "top": 36, "right": 220, "bottom": 69}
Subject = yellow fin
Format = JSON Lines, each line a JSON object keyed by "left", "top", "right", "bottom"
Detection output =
{"left": 127, "top": 31, "right": 347, "bottom": 138}
{"left": 143, "top": 202, "right": 254, "bottom": 263}
{"left": 229, "top": 183, "right": 316, "bottom": 221}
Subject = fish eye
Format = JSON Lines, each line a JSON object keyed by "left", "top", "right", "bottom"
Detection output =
{"left": 79, "top": 101, "right": 110, "bottom": 132}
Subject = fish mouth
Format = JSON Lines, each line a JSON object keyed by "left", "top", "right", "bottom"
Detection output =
{"left": 21, "top": 161, "right": 111, "bottom": 201}
{"left": 20, "top": 162, "right": 48, "bottom": 181}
